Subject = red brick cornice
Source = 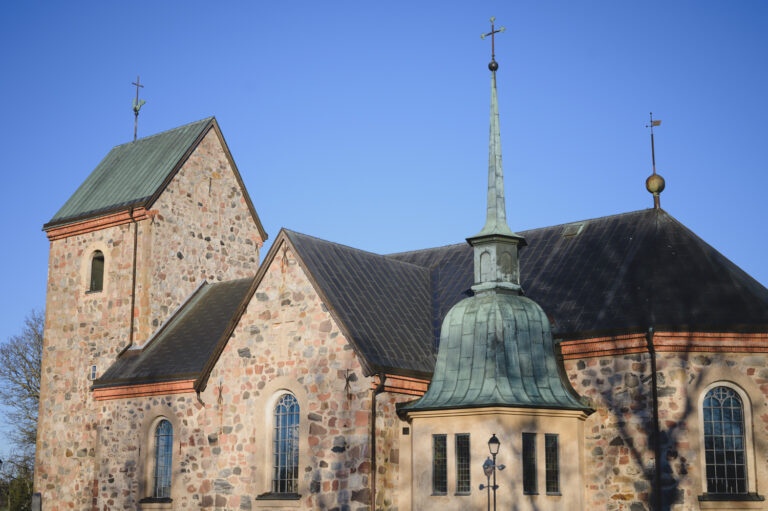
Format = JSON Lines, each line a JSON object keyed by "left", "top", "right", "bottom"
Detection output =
{"left": 92, "top": 379, "right": 195, "bottom": 401}
{"left": 559, "top": 331, "right": 768, "bottom": 359}
{"left": 45, "top": 208, "right": 157, "bottom": 241}
{"left": 372, "top": 374, "right": 430, "bottom": 396}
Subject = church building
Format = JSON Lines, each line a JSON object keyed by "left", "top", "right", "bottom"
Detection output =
{"left": 35, "top": 33, "right": 768, "bottom": 511}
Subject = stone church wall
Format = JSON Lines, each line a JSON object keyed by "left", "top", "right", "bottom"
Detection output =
{"left": 564, "top": 348, "right": 768, "bottom": 511}
{"left": 87, "top": 239, "right": 405, "bottom": 510}
{"left": 36, "top": 127, "right": 263, "bottom": 509}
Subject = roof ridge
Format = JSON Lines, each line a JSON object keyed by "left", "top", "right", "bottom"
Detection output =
{"left": 110, "top": 116, "right": 213, "bottom": 150}
{"left": 519, "top": 208, "right": 656, "bottom": 234}
{"left": 386, "top": 242, "right": 467, "bottom": 257}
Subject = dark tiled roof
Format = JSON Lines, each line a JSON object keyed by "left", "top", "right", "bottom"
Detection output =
{"left": 47, "top": 118, "right": 213, "bottom": 226}
{"left": 94, "top": 278, "right": 252, "bottom": 387}
{"left": 285, "top": 231, "right": 436, "bottom": 375}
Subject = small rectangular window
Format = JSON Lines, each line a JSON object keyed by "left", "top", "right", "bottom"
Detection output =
{"left": 545, "top": 434, "right": 560, "bottom": 494}
{"left": 90, "top": 365, "right": 97, "bottom": 380}
{"left": 523, "top": 432, "right": 537, "bottom": 494}
{"left": 455, "top": 434, "right": 470, "bottom": 494}
{"left": 432, "top": 434, "right": 447, "bottom": 494}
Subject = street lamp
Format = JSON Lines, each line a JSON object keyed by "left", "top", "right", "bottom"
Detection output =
{"left": 479, "top": 434, "right": 505, "bottom": 511}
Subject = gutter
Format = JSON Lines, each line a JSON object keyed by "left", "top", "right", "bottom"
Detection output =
{"left": 647, "top": 326, "right": 663, "bottom": 511}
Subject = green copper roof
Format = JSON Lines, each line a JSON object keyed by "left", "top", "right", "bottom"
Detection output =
{"left": 46, "top": 117, "right": 213, "bottom": 226}
{"left": 470, "top": 70, "right": 523, "bottom": 241}
{"left": 401, "top": 293, "right": 588, "bottom": 412}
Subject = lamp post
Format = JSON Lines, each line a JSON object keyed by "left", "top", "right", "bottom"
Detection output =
{"left": 479, "top": 434, "right": 505, "bottom": 511}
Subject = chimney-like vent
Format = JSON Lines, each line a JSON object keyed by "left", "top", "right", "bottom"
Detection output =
{"left": 562, "top": 222, "right": 586, "bottom": 238}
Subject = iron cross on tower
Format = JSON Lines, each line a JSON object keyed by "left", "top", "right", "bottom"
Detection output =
{"left": 481, "top": 16, "right": 506, "bottom": 70}
{"left": 132, "top": 76, "right": 146, "bottom": 141}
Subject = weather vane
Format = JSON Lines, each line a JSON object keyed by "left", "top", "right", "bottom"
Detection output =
{"left": 132, "top": 76, "right": 146, "bottom": 141}
{"left": 481, "top": 16, "right": 506, "bottom": 70}
{"left": 645, "top": 112, "right": 666, "bottom": 209}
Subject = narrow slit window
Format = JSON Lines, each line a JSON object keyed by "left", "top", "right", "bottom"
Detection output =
{"left": 153, "top": 419, "right": 173, "bottom": 498}
{"left": 455, "top": 434, "right": 470, "bottom": 494}
{"left": 432, "top": 434, "right": 447, "bottom": 494}
{"left": 545, "top": 434, "right": 560, "bottom": 494}
{"left": 272, "top": 393, "right": 299, "bottom": 494}
{"left": 703, "top": 386, "right": 747, "bottom": 495}
{"left": 89, "top": 250, "right": 104, "bottom": 292}
{"left": 523, "top": 432, "right": 537, "bottom": 494}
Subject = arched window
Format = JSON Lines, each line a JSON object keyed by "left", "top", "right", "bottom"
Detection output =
{"left": 273, "top": 393, "right": 299, "bottom": 494}
{"left": 89, "top": 250, "right": 104, "bottom": 292}
{"left": 703, "top": 386, "right": 747, "bottom": 495}
{"left": 153, "top": 419, "right": 173, "bottom": 498}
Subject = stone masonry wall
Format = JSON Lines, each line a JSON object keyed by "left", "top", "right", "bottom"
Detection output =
{"left": 564, "top": 349, "right": 768, "bottom": 511}
{"left": 36, "top": 126, "right": 263, "bottom": 509}
{"left": 89, "top": 240, "right": 405, "bottom": 510}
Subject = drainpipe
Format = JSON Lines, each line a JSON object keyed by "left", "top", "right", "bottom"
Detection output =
{"left": 647, "top": 327, "right": 662, "bottom": 511}
{"left": 128, "top": 208, "right": 139, "bottom": 346}
{"left": 371, "top": 374, "right": 386, "bottom": 511}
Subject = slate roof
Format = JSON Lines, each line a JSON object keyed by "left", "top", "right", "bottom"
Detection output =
{"left": 94, "top": 278, "right": 252, "bottom": 387}
{"left": 46, "top": 118, "right": 213, "bottom": 227}
{"left": 98, "top": 208, "right": 768, "bottom": 385}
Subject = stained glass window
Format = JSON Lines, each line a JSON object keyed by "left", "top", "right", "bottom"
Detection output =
{"left": 455, "top": 434, "right": 470, "bottom": 494}
{"left": 523, "top": 432, "right": 537, "bottom": 494}
{"left": 272, "top": 393, "right": 299, "bottom": 493}
{"left": 545, "top": 434, "right": 559, "bottom": 494}
{"left": 432, "top": 434, "right": 447, "bottom": 494}
{"left": 703, "top": 386, "right": 747, "bottom": 495}
{"left": 90, "top": 251, "right": 104, "bottom": 292}
{"left": 153, "top": 419, "right": 173, "bottom": 498}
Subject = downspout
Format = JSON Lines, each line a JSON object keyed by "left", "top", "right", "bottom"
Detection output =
{"left": 128, "top": 208, "right": 139, "bottom": 347}
{"left": 371, "top": 374, "right": 386, "bottom": 511}
{"left": 647, "top": 326, "right": 663, "bottom": 511}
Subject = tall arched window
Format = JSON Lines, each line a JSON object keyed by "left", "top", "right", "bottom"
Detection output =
{"left": 273, "top": 393, "right": 299, "bottom": 494}
{"left": 153, "top": 419, "right": 173, "bottom": 498}
{"left": 703, "top": 386, "right": 747, "bottom": 495}
{"left": 89, "top": 250, "right": 104, "bottom": 292}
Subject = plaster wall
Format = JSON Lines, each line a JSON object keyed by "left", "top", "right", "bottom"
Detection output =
{"left": 407, "top": 408, "right": 587, "bottom": 511}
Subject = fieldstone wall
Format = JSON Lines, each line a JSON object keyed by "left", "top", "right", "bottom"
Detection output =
{"left": 88, "top": 240, "right": 406, "bottom": 510}
{"left": 36, "top": 126, "right": 263, "bottom": 510}
{"left": 564, "top": 348, "right": 768, "bottom": 511}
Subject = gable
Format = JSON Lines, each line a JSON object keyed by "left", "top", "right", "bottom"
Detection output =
{"left": 43, "top": 117, "right": 267, "bottom": 241}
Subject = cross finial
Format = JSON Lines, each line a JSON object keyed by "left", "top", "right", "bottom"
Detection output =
{"left": 131, "top": 75, "right": 146, "bottom": 141}
{"left": 481, "top": 16, "right": 506, "bottom": 71}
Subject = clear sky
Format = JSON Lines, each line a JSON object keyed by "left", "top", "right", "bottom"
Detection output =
{"left": 0, "top": 1, "right": 766, "bottom": 460}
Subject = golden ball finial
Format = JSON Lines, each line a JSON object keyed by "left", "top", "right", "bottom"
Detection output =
{"left": 646, "top": 173, "right": 665, "bottom": 195}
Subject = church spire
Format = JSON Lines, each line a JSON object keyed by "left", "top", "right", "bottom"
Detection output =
{"left": 468, "top": 17, "right": 526, "bottom": 295}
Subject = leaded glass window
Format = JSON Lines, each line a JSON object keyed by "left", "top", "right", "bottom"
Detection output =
{"left": 522, "top": 432, "right": 537, "bottom": 494}
{"left": 153, "top": 419, "right": 173, "bottom": 498}
{"left": 703, "top": 386, "right": 747, "bottom": 495}
{"left": 545, "top": 434, "right": 559, "bottom": 494}
{"left": 432, "top": 434, "right": 447, "bottom": 494}
{"left": 272, "top": 393, "right": 299, "bottom": 493}
{"left": 90, "top": 251, "right": 104, "bottom": 292}
{"left": 455, "top": 434, "right": 470, "bottom": 494}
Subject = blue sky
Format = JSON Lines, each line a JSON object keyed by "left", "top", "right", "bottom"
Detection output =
{"left": 0, "top": 1, "right": 766, "bottom": 460}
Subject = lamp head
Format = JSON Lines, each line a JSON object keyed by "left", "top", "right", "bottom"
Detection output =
{"left": 488, "top": 433, "right": 500, "bottom": 455}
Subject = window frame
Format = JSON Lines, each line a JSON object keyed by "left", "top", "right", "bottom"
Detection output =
{"left": 152, "top": 419, "right": 173, "bottom": 499}
{"left": 697, "top": 381, "right": 759, "bottom": 501}
{"left": 139, "top": 413, "right": 178, "bottom": 507}
{"left": 432, "top": 434, "right": 448, "bottom": 495}
{"left": 271, "top": 392, "right": 300, "bottom": 495}
{"left": 522, "top": 432, "right": 538, "bottom": 495}
{"left": 88, "top": 250, "right": 105, "bottom": 293}
{"left": 455, "top": 433, "right": 471, "bottom": 495}
{"left": 545, "top": 433, "right": 560, "bottom": 495}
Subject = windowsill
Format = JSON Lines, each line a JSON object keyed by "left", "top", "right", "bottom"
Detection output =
{"left": 546, "top": 492, "right": 562, "bottom": 496}
{"left": 138, "top": 497, "right": 172, "bottom": 510}
{"left": 85, "top": 290, "right": 103, "bottom": 295}
{"left": 254, "top": 493, "right": 301, "bottom": 508}
{"left": 454, "top": 492, "right": 471, "bottom": 496}
{"left": 524, "top": 492, "right": 539, "bottom": 496}
{"left": 431, "top": 492, "right": 448, "bottom": 497}
{"left": 698, "top": 493, "right": 765, "bottom": 509}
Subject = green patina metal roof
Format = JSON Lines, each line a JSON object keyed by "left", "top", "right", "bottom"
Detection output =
{"left": 46, "top": 117, "right": 213, "bottom": 226}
